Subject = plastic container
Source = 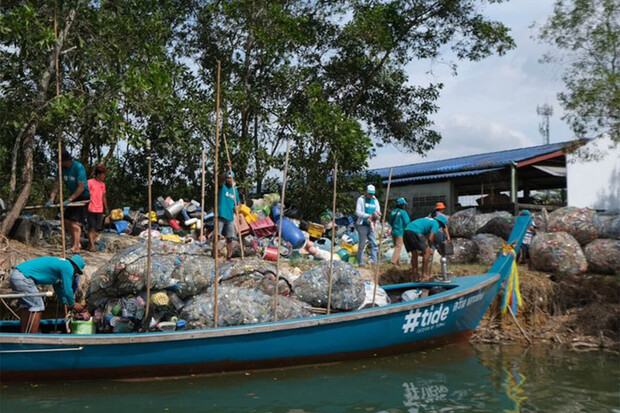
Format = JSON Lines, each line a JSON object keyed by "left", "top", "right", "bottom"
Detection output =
{"left": 250, "top": 217, "right": 277, "bottom": 239}
{"left": 337, "top": 248, "right": 350, "bottom": 261}
{"left": 110, "top": 209, "right": 124, "bottom": 221}
{"left": 157, "top": 321, "right": 177, "bottom": 332}
{"left": 165, "top": 199, "right": 185, "bottom": 219}
{"left": 235, "top": 213, "right": 251, "bottom": 237}
{"left": 308, "top": 223, "right": 324, "bottom": 239}
{"left": 168, "top": 219, "right": 180, "bottom": 231}
{"left": 274, "top": 215, "right": 306, "bottom": 249}
{"left": 263, "top": 246, "right": 279, "bottom": 261}
{"left": 69, "top": 319, "right": 96, "bottom": 335}
{"left": 238, "top": 204, "right": 252, "bottom": 217}
{"left": 112, "top": 220, "right": 129, "bottom": 234}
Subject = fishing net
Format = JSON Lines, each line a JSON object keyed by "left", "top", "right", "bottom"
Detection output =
{"left": 530, "top": 232, "right": 588, "bottom": 276}
{"left": 472, "top": 233, "right": 504, "bottom": 265}
{"left": 476, "top": 215, "right": 514, "bottom": 240}
{"left": 181, "top": 286, "right": 312, "bottom": 329}
{"left": 548, "top": 207, "right": 598, "bottom": 245}
{"left": 292, "top": 261, "right": 365, "bottom": 311}
{"left": 596, "top": 214, "right": 620, "bottom": 240}
{"left": 584, "top": 239, "right": 620, "bottom": 275}
{"left": 449, "top": 238, "right": 479, "bottom": 264}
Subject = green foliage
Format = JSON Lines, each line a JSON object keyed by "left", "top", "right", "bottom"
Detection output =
{"left": 538, "top": 0, "right": 619, "bottom": 142}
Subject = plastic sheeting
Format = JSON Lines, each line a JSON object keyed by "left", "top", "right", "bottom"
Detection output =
{"left": 530, "top": 232, "right": 588, "bottom": 276}
{"left": 180, "top": 286, "right": 312, "bottom": 329}
{"left": 548, "top": 207, "right": 598, "bottom": 245}
{"left": 292, "top": 261, "right": 365, "bottom": 311}
{"left": 472, "top": 233, "right": 504, "bottom": 265}
{"left": 584, "top": 239, "right": 620, "bottom": 275}
{"left": 449, "top": 238, "right": 479, "bottom": 264}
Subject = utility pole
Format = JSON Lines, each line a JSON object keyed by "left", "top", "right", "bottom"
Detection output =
{"left": 537, "top": 104, "right": 553, "bottom": 145}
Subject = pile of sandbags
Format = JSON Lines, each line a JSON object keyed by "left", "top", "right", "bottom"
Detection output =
{"left": 449, "top": 238, "right": 479, "bottom": 264}
{"left": 529, "top": 232, "right": 588, "bottom": 276}
{"left": 583, "top": 239, "right": 620, "bottom": 275}
{"left": 471, "top": 234, "right": 504, "bottom": 265}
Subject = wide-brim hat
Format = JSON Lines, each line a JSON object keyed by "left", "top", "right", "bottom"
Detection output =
{"left": 434, "top": 215, "right": 448, "bottom": 227}
{"left": 68, "top": 254, "right": 85, "bottom": 274}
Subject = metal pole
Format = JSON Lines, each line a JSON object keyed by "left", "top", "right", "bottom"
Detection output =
{"left": 213, "top": 61, "right": 221, "bottom": 328}
{"left": 144, "top": 139, "right": 152, "bottom": 324}
{"left": 372, "top": 168, "right": 392, "bottom": 307}
{"left": 200, "top": 150, "right": 206, "bottom": 240}
{"left": 272, "top": 140, "right": 290, "bottom": 321}
{"left": 326, "top": 161, "right": 338, "bottom": 314}
{"left": 511, "top": 162, "right": 518, "bottom": 216}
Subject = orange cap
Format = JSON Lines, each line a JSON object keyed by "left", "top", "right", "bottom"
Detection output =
{"left": 435, "top": 202, "right": 446, "bottom": 210}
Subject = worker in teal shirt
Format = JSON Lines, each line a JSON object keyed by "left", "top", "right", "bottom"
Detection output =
{"left": 388, "top": 198, "right": 410, "bottom": 265}
{"left": 47, "top": 150, "right": 91, "bottom": 253}
{"left": 9, "top": 254, "right": 85, "bottom": 333}
{"left": 215, "top": 170, "right": 242, "bottom": 260}
{"left": 403, "top": 215, "right": 447, "bottom": 281}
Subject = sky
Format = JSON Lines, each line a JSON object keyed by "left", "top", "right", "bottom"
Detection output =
{"left": 368, "top": 0, "right": 573, "bottom": 170}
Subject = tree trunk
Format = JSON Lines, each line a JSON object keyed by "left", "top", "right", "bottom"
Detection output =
{"left": 8, "top": 121, "right": 30, "bottom": 205}
{"left": 0, "top": 5, "right": 80, "bottom": 237}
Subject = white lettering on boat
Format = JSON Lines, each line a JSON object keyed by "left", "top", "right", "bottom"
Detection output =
{"left": 402, "top": 304, "right": 450, "bottom": 334}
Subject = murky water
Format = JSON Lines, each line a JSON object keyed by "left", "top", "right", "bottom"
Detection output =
{"left": 1, "top": 343, "right": 618, "bottom": 412}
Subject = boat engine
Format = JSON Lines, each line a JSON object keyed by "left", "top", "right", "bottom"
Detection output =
{"left": 437, "top": 241, "right": 454, "bottom": 283}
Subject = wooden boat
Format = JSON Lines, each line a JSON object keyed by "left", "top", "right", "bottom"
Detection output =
{"left": 0, "top": 212, "right": 531, "bottom": 381}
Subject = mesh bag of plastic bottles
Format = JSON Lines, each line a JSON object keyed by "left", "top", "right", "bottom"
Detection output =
{"left": 548, "top": 207, "right": 598, "bottom": 245}
{"left": 472, "top": 233, "right": 504, "bottom": 265}
{"left": 171, "top": 255, "right": 215, "bottom": 299}
{"left": 449, "top": 238, "right": 479, "bottom": 264}
{"left": 530, "top": 232, "right": 588, "bottom": 276}
{"left": 584, "top": 239, "right": 620, "bottom": 275}
{"left": 181, "top": 286, "right": 312, "bottom": 329}
{"left": 596, "top": 214, "right": 620, "bottom": 240}
{"left": 292, "top": 261, "right": 365, "bottom": 311}
{"left": 448, "top": 208, "right": 478, "bottom": 238}
{"left": 476, "top": 215, "right": 514, "bottom": 240}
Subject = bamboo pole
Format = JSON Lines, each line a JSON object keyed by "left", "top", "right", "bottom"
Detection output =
{"left": 54, "top": 2, "right": 66, "bottom": 259}
{"left": 272, "top": 140, "right": 290, "bottom": 321}
{"left": 222, "top": 116, "right": 245, "bottom": 259}
{"left": 372, "top": 168, "right": 392, "bottom": 307}
{"left": 213, "top": 61, "right": 221, "bottom": 328}
{"left": 326, "top": 161, "right": 338, "bottom": 314}
{"left": 200, "top": 150, "right": 206, "bottom": 240}
{"left": 144, "top": 139, "right": 153, "bottom": 324}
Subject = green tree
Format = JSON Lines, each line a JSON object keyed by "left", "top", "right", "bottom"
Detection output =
{"left": 538, "top": 0, "right": 619, "bottom": 142}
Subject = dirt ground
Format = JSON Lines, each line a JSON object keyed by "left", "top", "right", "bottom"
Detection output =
{"left": 1, "top": 237, "right": 618, "bottom": 351}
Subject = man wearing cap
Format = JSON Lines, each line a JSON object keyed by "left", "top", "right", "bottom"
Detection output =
{"left": 388, "top": 198, "right": 411, "bottom": 265}
{"left": 355, "top": 184, "right": 381, "bottom": 266}
{"left": 86, "top": 165, "right": 109, "bottom": 252}
{"left": 9, "top": 254, "right": 85, "bottom": 333}
{"left": 47, "top": 150, "right": 90, "bottom": 253}
{"left": 403, "top": 215, "right": 448, "bottom": 281}
{"left": 430, "top": 202, "right": 451, "bottom": 242}
{"left": 216, "top": 170, "right": 241, "bottom": 260}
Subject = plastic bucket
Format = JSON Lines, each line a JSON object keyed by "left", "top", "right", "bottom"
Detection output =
{"left": 69, "top": 319, "right": 96, "bottom": 335}
{"left": 263, "top": 246, "right": 279, "bottom": 261}
{"left": 165, "top": 200, "right": 184, "bottom": 218}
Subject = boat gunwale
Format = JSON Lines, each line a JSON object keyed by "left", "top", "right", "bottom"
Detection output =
{"left": 0, "top": 274, "right": 500, "bottom": 346}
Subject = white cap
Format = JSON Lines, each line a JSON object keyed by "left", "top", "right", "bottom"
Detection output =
{"left": 366, "top": 184, "right": 376, "bottom": 194}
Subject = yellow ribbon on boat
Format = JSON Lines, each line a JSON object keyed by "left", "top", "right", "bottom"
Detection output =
{"left": 501, "top": 243, "right": 523, "bottom": 315}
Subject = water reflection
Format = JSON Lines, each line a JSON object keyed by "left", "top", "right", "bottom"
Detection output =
{"left": 1, "top": 344, "right": 617, "bottom": 413}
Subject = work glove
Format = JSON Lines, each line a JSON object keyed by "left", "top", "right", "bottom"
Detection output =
{"left": 45, "top": 200, "right": 53, "bottom": 208}
{"left": 63, "top": 199, "right": 71, "bottom": 207}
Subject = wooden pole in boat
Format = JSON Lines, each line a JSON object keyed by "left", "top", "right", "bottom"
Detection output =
{"left": 326, "top": 161, "right": 338, "bottom": 314}
{"left": 213, "top": 60, "right": 221, "bottom": 328}
{"left": 372, "top": 168, "right": 392, "bottom": 307}
{"left": 144, "top": 139, "right": 153, "bottom": 324}
{"left": 54, "top": 1, "right": 65, "bottom": 333}
{"left": 54, "top": 2, "right": 66, "bottom": 260}
{"left": 272, "top": 140, "right": 290, "bottom": 321}
{"left": 200, "top": 150, "right": 206, "bottom": 240}
{"left": 222, "top": 115, "right": 245, "bottom": 259}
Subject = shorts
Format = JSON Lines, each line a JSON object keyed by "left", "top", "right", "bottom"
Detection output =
{"left": 9, "top": 269, "right": 45, "bottom": 312}
{"left": 404, "top": 230, "right": 428, "bottom": 253}
{"left": 218, "top": 218, "right": 236, "bottom": 240}
{"left": 87, "top": 212, "right": 103, "bottom": 231}
{"left": 64, "top": 199, "right": 88, "bottom": 224}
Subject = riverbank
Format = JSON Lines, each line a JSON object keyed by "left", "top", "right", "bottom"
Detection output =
{"left": 1, "top": 238, "right": 618, "bottom": 351}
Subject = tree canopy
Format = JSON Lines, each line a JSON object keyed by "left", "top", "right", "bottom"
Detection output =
{"left": 0, "top": 0, "right": 515, "bottom": 234}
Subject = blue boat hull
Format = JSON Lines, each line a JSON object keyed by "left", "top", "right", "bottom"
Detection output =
{"left": 0, "top": 213, "right": 531, "bottom": 381}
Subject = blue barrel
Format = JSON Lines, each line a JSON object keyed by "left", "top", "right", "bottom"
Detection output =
{"left": 273, "top": 215, "right": 306, "bottom": 250}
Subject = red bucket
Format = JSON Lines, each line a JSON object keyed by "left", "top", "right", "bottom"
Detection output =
{"left": 263, "top": 246, "right": 279, "bottom": 262}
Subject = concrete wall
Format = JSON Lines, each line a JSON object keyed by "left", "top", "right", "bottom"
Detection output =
{"left": 567, "top": 136, "right": 620, "bottom": 210}
{"left": 388, "top": 181, "right": 454, "bottom": 219}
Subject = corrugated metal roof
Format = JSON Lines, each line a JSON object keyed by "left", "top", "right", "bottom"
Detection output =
{"left": 370, "top": 141, "right": 574, "bottom": 180}
{"left": 388, "top": 167, "right": 504, "bottom": 185}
